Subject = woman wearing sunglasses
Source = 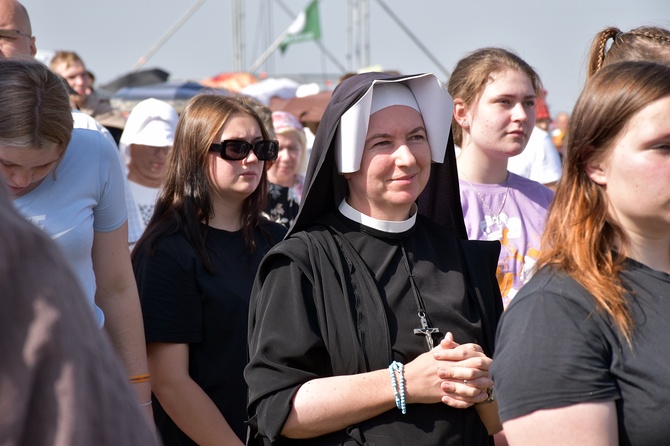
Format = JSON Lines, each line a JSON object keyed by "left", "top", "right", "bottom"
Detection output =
{"left": 132, "top": 94, "right": 287, "bottom": 446}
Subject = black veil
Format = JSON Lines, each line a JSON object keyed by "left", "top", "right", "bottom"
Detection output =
{"left": 288, "top": 71, "right": 467, "bottom": 240}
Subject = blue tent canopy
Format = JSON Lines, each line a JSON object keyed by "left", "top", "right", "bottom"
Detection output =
{"left": 111, "top": 80, "right": 235, "bottom": 113}
{"left": 113, "top": 80, "right": 232, "bottom": 101}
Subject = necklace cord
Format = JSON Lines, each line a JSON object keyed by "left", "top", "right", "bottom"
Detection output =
{"left": 400, "top": 243, "right": 432, "bottom": 325}
{"left": 462, "top": 172, "right": 510, "bottom": 225}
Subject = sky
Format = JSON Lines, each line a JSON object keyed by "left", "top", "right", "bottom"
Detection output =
{"left": 25, "top": 0, "right": 669, "bottom": 115}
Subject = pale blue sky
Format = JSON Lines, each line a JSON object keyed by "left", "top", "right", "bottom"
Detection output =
{"left": 25, "top": 0, "right": 669, "bottom": 114}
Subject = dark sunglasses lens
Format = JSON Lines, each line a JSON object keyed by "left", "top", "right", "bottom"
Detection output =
{"left": 217, "top": 140, "right": 278, "bottom": 160}
{"left": 255, "top": 141, "right": 278, "bottom": 160}
{"left": 223, "top": 141, "right": 250, "bottom": 160}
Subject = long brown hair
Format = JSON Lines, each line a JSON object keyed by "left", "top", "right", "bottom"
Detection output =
{"left": 447, "top": 47, "right": 543, "bottom": 147}
{"left": 586, "top": 26, "right": 670, "bottom": 79}
{"left": 537, "top": 61, "right": 670, "bottom": 342}
{"left": 132, "top": 94, "right": 271, "bottom": 272}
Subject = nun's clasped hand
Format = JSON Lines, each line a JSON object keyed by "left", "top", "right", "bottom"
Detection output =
{"left": 433, "top": 332, "right": 494, "bottom": 408}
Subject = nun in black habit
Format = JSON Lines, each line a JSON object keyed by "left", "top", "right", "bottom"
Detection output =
{"left": 245, "top": 72, "right": 503, "bottom": 446}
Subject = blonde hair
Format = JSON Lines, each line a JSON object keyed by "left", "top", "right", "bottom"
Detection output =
{"left": 49, "top": 50, "right": 85, "bottom": 71}
{"left": 274, "top": 126, "right": 307, "bottom": 175}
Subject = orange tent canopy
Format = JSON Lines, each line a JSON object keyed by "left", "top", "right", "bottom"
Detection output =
{"left": 201, "top": 72, "right": 258, "bottom": 92}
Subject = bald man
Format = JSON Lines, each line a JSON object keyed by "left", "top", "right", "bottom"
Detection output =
{"left": 0, "top": 0, "right": 35, "bottom": 58}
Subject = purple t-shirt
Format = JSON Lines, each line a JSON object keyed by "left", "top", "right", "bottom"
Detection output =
{"left": 459, "top": 172, "right": 553, "bottom": 308}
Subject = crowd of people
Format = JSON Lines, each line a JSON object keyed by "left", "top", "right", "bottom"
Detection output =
{"left": 1, "top": 0, "right": 670, "bottom": 444}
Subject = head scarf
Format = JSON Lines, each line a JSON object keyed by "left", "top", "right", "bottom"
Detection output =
{"left": 271, "top": 111, "right": 304, "bottom": 133}
{"left": 288, "top": 72, "right": 467, "bottom": 239}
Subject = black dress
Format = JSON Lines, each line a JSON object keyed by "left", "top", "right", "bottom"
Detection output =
{"left": 246, "top": 210, "right": 501, "bottom": 445}
{"left": 245, "top": 72, "right": 502, "bottom": 446}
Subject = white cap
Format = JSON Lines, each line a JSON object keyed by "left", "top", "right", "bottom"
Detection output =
{"left": 119, "top": 98, "right": 179, "bottom": 164}
{"left": 335, "top": 73, "right": 453, "bottom": 173}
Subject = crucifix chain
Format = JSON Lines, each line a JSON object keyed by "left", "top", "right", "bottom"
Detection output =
{"left": 400, "top": 243, "right": 440, "bottom": 351}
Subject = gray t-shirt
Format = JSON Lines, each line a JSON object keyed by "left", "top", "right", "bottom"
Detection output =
{"left": 492, "top": 260, "right": 670, "bottom": 445}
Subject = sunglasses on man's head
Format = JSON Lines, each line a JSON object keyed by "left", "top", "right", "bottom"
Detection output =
{"left": 209, "top": 139, "right": 279, "bottom": 161}
{"left": 0, "top": 29, "right": 32, "bottom": 40}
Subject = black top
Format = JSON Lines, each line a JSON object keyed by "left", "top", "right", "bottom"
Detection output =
{"left": 133, "top": 221, "right": 286, "bottom": 445}
{"left": 492, "top": 260, "right": 670, "bottom": 445}
{"left": 246, "top": 211, "right": 502, "bottom": 445}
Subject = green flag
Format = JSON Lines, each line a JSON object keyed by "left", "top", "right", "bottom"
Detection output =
{"left": 279, "top": 0, "right": 321, "bottom": 54}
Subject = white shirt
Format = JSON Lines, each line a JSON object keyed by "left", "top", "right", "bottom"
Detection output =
{"left": 507, "top": 127, "right": 562, "bottom": 185}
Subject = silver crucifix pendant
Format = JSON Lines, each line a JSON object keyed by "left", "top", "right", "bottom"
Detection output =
{"left": 413, "top": 311, "right": 440, "bottom": 351}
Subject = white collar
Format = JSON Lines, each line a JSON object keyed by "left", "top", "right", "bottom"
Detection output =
{"left": 338, "top": 199, "right": 417, "bottom": 233}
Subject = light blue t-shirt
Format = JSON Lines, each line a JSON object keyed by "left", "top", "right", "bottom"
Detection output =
{"left": 13, "top": 127, "right": 128, "bottom": 326}
{"left": 72, "top": 110, "right": 144, "bottom": 245}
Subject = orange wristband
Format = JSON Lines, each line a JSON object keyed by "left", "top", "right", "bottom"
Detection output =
{"left": 129, "top": 373, "right": 151, "bottom": 384}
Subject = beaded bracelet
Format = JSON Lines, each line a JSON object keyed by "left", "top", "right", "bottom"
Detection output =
{"left": 388, "top": 361, "right": 406, "bottom": 414}
{"left": 129, "top": 374, "right": 151, "bottom": 384}
{"left": 388, "top": 362, "right": 400, "bottom": 409}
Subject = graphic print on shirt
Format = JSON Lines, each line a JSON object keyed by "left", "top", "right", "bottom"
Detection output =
{"left": 477, "top": 211, "right": 542, "bottom": 308}
{"left": 26, "top": 214, "right": 46, "bottom": 229}
{"left": 138, "top": 203, "right": 155, "bottom": 227}
{"left": 25, "top": 214, "right": 78, "bottom": 240}
{"left": 460, "top": 175, "right": 553, "bottom": 310}
{"left": 51, "top": 226, "right": 77, "bottom": 240}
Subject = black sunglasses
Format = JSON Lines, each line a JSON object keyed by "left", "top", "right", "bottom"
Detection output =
{"left": 209, "top": 139, "right": 279, "bottom": 161}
